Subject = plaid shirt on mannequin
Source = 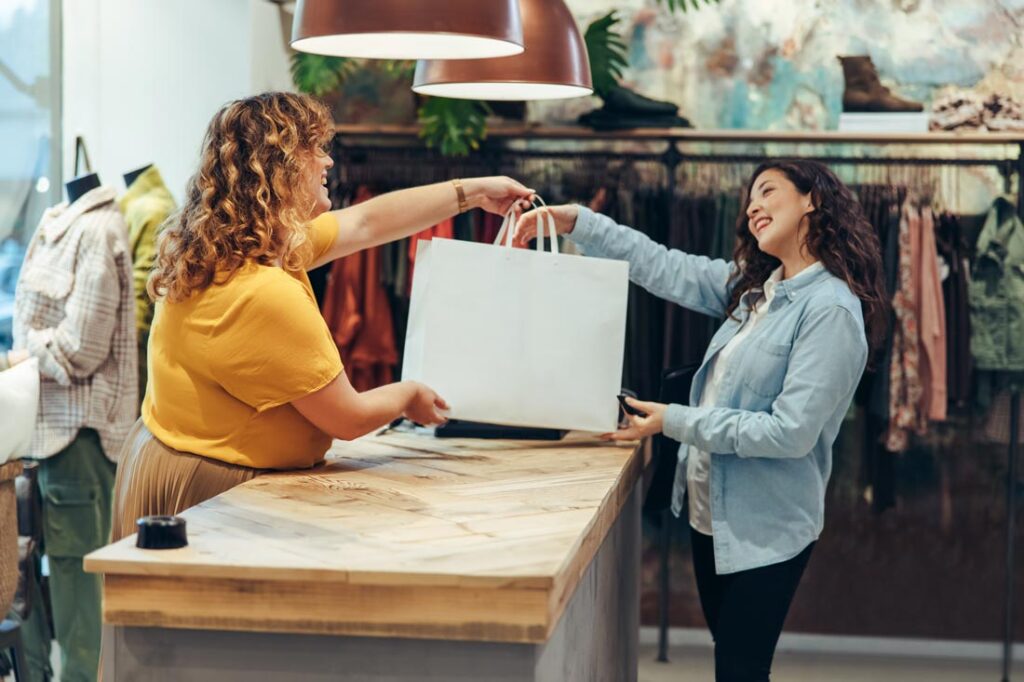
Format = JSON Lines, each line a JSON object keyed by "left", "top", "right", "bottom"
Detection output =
{"left": 13, "top": 186, "right": 138, "bottom": 461}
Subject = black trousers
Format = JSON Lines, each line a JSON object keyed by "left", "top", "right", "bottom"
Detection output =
{"left": 690, "top": 529, "right": 815, "bottom": 682}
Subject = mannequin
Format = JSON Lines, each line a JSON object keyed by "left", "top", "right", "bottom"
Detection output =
{"left": 65, "top": 172, "right": 101, "bottom": 204}
{"left": 123, "top": 164, "right": 153, "bottom": 188}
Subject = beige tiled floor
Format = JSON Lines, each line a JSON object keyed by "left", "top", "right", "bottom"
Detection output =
{"left": 638, "top": 642, "right": 1006, "bottom": 682}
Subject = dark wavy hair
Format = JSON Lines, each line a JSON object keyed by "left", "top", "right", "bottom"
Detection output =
{"left": 726, "top": 159, "right": 888, "bottom": 355}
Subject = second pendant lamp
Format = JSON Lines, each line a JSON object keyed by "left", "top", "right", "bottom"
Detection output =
{"left": 412, "top": 0, "right": 593, "bottom": 101}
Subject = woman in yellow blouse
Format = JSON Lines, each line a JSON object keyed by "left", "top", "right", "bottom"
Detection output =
{"left": 111, "top": 92, "right": 533, "bottom": 540}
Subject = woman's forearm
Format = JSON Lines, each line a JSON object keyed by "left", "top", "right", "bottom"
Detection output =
{"left": 293, "top": 374, "right": 417, "bottom": 441}
{"left": 347, "top": 381, "right": 418, "bottom": 438}
{"left": 321, "top": 176, "right": 531, "bottom": 264}
{"left": 337, "top": 180, "right": 466, "bottom": 253}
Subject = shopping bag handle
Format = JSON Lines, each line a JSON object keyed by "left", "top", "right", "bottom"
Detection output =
{"left": 529, "top": 196, "right": 560, "bottom": 255}
{"left": 494, "top": 207, "right": 517, "bottom": 248}
{"left": 492, "top": 196, "right": 559, "bottom": 254}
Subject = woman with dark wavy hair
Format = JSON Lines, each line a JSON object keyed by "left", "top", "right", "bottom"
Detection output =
{"left": 110, "top": 92, "right": 534, "bottom": 542}
{"left": 515, "top": 160, "right": 885, "bottom": 681}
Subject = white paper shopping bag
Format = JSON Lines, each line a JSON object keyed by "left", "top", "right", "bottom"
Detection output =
{"left": 402, "top": 205, "right": 629, "bottom": 432}
{"left": 0, "top": 358, "right": 39, "bottom": 463}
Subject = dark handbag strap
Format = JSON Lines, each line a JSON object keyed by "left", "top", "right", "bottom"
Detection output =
{"left": 15, "top": 461, "right": 42, "bottom": 541}
{"left": 13, "top": 537, "right": 38, "bottom": 620}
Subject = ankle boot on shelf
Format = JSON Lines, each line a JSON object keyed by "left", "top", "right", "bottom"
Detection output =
{"left": 602, "top": 84, "right": 680, "bottom": 116}
{"left": 838, "top": 55, "right": 923, "bottom": 113}
{"left": 578, "top": 83, "right": 693, "bottom": 130}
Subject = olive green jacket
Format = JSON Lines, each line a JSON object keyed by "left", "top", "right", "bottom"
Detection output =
{"left": 969, "top": 196, "right": 1024, "bottom": 371}
{"left": 118, "top": 166, "right": 175, "bottom": 336}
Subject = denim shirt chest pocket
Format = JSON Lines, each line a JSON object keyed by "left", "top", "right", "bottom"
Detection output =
{"left": 733, "top": 314, "right": 794, "bottom": 409}
{"left": 737, "top": 339, "right": 791, "bottom": 397}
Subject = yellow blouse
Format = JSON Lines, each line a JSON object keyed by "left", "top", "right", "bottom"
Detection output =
{"left": 143, "top": 212, "right": 342, "bottom": 469}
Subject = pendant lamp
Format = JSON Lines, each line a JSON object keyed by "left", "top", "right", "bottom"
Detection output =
{"left": 412, "top": 0, "right": 592, "bottom": 101}
{"left": 291, "top": 0, "right": 524, "bottom": 60}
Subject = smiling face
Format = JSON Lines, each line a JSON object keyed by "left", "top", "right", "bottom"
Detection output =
{"left": 745, "top": 168, "right": 815, "bottom": 262}
{"left": 304, "top": 146, "right": 334, "bottom": 218}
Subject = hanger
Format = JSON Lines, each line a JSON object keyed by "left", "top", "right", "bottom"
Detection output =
{"left": 123, "top": 164, "right": 153, "bottom": 188}
{"left": 65, "top": 136, "right": 101, "bottom": 204}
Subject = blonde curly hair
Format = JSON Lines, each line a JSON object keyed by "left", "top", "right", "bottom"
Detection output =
{"left": 149, "top": 92, "right": 334, "bottom": 302}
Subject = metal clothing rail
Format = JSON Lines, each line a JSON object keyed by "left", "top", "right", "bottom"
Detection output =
{"left": 332, "top": 125, "right": 1024, "bottom": 681}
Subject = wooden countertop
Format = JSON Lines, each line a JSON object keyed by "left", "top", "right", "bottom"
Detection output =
{"left": 85, "top": 430, "right": 643, "bottom": 643}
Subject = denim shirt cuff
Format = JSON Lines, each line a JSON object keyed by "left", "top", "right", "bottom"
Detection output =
{"left": 565, "top": 205, "right": 601, "bottom": 254}
{"left": 663, "top": 403, "right": 692, "bottom": 444}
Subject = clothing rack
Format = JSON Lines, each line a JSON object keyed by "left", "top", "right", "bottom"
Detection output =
{"left": 333, "top": 124, "right": 1024, "bottom": 680}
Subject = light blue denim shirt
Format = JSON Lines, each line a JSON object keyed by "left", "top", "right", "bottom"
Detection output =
{"left": 569, "top": 207, "right": 869, "bottom": 574}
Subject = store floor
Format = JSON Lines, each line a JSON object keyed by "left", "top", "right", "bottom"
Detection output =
{"left": 10, "top": 639, "right": 1007, "bottom": 681}
{"left": 637, "top": 642, "right": 1003, "bottom": 681}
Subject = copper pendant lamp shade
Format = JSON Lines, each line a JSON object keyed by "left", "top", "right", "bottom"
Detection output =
{"left": 291, "top": 0, "right": 525, "bottom": 60}
{"left": 412, "top": 0, "right": 592, "bottom": 101}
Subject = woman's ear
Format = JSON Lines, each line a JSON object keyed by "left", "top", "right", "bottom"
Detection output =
{"left": 803, "top": 193, "right": 815, "bottom": 215}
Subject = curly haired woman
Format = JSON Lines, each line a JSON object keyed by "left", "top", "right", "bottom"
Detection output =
{"left": 515, "top": 160, "right": 886, "bottom": 682}
{"left": 111, "top": 92, "right": 533, "bottom": 541}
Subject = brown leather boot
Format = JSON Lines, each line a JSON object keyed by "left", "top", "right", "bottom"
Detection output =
{"left": 838, "top": 55, "right": 923, "bottom": 113}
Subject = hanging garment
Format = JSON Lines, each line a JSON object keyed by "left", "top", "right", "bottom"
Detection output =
{"left": 936, "top": 213, "right": 972, "bottom": 407}
{"left": 885, "top": 199, "right": 925, "bottom": 451}
{"left": 12, "top": 186, "right": 138, "bottom": 460}
{"left": 917, "top": 206, "right": 947, "bottom": 421}
{"left": 322, "top": 187, "right": 399, "bottom": 392}
{"left": 624, "top": 187, "right": 671, "bottom": 400}
{"left": 866, "top": 189, "right": 903, "bottom": 422}
{"left": 453, "top": 212, "right": 474, "bottom": 242}
{"left": 983, "top": 389, "right": 1024, "bottom": 444}
{"left": 662, "top": 192, "right": 719, "bottom": 375}
{"left": 969, "top": 196, "right": 1024, "bottom": 371}
{"left": 406, "top": 217, "right": 454, "bottom": 297}
{"left": 479, "top": 211, "right": 503, "bottom": 245}
{"left": 855, "top": 185, "right": 905, "bottom": 513}
{"left": 117, "top": 165, "right": 175, "bottom": 337}
{"left": 118, "top": 165, "right": 176, "bottom": 404}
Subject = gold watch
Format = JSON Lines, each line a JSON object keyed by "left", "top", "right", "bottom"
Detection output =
{"left": 452, "top": 179, "right": 469, "bottom": 214}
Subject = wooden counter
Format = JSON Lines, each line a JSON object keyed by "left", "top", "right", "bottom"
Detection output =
{"left": 86, "top": 430, "right": 645, "bottom": 682}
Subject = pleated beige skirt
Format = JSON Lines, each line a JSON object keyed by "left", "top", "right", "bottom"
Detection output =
{"left": 110, "top": 418, "right": 261, "bottom": 543}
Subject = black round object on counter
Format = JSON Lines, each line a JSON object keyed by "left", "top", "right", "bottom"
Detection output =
{"left": 135, "top": 515, "right": 188, "bottom": 550}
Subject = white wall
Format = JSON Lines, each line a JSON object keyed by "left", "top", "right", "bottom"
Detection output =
{"left": 62, "top": 0, "right": 295, "bottom": 202}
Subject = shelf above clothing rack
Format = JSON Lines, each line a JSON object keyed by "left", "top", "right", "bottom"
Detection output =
{"left": 335, "top": 123, "right": 1024, "bottom": 147}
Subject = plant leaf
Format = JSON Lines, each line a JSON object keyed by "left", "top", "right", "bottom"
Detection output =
{"left": 380, "top": 59, "right": 416, "bottom": 80}
{"left": 289, "top": 52, "right": 356, "bottom": 96}
{"left": 655, "top": 0, "right": 721, "bottom": 13}
{"left": 417, "top": 97, "right": 490, "bottom": 157}
{"left": 584, "top": 11, "right": 630, "bottom": 99}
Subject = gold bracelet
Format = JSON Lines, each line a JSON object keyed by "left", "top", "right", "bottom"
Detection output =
{"left": 452, "top": 179, "right": 469, "bottom": 214}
